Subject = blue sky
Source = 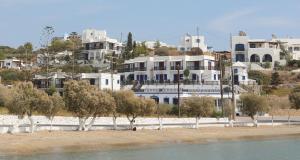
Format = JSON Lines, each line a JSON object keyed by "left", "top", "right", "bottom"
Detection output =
{"left": 0, "top": 0, "right": 300, "bottom": 50}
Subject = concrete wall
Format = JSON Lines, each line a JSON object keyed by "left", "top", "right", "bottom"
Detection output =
{"left": 0, "top": 115, "right": 229, "bottom": 134}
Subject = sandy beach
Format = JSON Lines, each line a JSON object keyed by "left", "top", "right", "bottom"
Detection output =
{"left": 1, "top": 126, "right": 300, "bottom": 155}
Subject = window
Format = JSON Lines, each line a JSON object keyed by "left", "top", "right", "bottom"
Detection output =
{"left": 235, "top": 44, "right": 245, "bottom": 51}
{"left": 234, "top": 69, "right": 238, "bottom": 74}
{"left": 173, "top": 98, "right": 178, "bottom": 105}
{"left": 90, "top": 79, "right": 95, "bottom": 85}
{"left": 235, "top": 54, "right": 245, "bottom": 62}
{"left": 242, "top": 76, "right": 246, "bottom": 80}
{"left": 214, "top": 74, "right": 217, "bottom": 80}
{"left": 117, "top": 80, "right": 120, "bottom": 84}
{"left": 196, "top": 39, "right": 201, "bottom": 43}
{"left": 105, "top": 79, "right": 109, "bottom": 85}
{"left": 294, "top": 47, "right": 300, "bottom": 51}
{"left": 250, "top": 43, "right": 256, "bottom": 48}
{"left": 163, "top": 97, "right": 169, "bottom": 104}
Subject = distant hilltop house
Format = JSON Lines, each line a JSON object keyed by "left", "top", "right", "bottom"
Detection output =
{"left": 177, "top": 34, "right": 211, "bottom": 53}
{"left": 139, "top": 41, "right": 173, "bottom": 50}
{"left": 0, "top": 58, "right": 23, "bottom": 70}
{"left": 80, "top": 29, "right": 123, "bottom": 67}
{"left": 231, "top": 33, "right": 300, "bottom": 70}
{"left": 37, "top": 50, "right": 73, "bottom": 66}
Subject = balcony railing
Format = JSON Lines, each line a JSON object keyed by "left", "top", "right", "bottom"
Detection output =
{"left": 153, "top": 66, "right": 166, "bottom": 70}
{"left": 134, "top": 67, "right": 147, "bottom": 71}
{"left": 170, "top": 66, "right": 183, "bottom": 70}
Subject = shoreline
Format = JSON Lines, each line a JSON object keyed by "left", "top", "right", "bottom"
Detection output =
{"left": 1, "top": 126, "right": 300, "bottom": 156}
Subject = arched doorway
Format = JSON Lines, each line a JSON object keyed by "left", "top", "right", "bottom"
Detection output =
{"left": 262, "top": 54, "right": 272, "bottom": 62}
{"left": 250, "top": 54, "right": 260, "bottom": 62}
{"left": 150, "top": 96, "right": 159, "bottom": 104}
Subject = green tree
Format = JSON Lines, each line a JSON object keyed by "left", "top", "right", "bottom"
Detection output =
{"left": 6, "top": 82, "right": 52, "bottom": 133}
{"left": 182, "top": 96, "right": 215, "bottom": 129}
{"left": 183, "top": 69, "right": 190, "bottom": 80}
{"left": 248, "top": 70, "right": 271, "bottom": 85}
{"left": 289, "top": 86, "right": 300, "bottom": 110}
{"left": 240, "top": 94, "right": 269, "bottom": 127}
{"left": 115, "top": 90, "right": 155, "bottom": 130}
{"left": 64, "top": 80, "right": 97, "bottom": 130}
{"left": 270, "top": 72, "right": 282, "bottom": 86}
{"left": 154, "top": 40, "right": 161, "bottom": 49}
{"left": 40, "top": 92, "right": 65, "bottom": 131}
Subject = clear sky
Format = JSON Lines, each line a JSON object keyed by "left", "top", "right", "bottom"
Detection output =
{"left": 0, "top": 0, "right": 300, "bottom": 50}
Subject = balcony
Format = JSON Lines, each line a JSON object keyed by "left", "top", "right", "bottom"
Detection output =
{"left": 119, "top": 68, "right": 134, "bottom": 72}
{"left": 170, "top": 66, "right": 183, "bottom": 70}
{"left": 134, "top": 67, "right": 147, "bottom": 71}
{"left": 154, "top": 66, "right": 166, "bottom": 70}
{"left": 187, "top": 66, "right": 204, "bottom": 70}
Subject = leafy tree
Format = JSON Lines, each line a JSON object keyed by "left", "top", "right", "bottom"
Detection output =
{"left": 0, "top": 85, "right": 11, "bottom": 107}
{"left": 289, "top": 86, "right": 300, "bottom": 110}
{"left": 240, "top": 94, "right": 269, "bottom": 126}
{"left": 115, "top": 90, "right": 155, "bottom": 130}
{"left": 157, "top": 104, "right": 172, "bottom": 130}
{"left": 271, "top": 72, "right": 282, "bottom": 86}
{"left": 154, "top": 40, "right": 161, "bottom": 49}
{"left": 64, "top": 80, "right": 97, "bottom": 130}
{"left": 133, "top": 42, "right": 148, "bottom": 57}
{"left": 127, "top": 32, "right": 133, "bottom": 52}
{"left": 84, "top": 90, "right": 116, "bottom": 131}
{"left": 6, "top": 82, "right": 52, "bottom": 133}
{"left": 183, "top": 69, "right": 190, "bottom": 80}
{"left": 40, "top": 92, "right": 64, "bottom": 131}
{"left": 182, "top": 96, "right": 215, "bottom": 129}
{"left": 46, "top": 85, "right": 57, "bottom": 95}
{"left": 64, "top": 80, "right": 116, "bottom": 131}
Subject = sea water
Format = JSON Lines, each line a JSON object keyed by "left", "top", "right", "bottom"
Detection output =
{"left": 2, "top": 137, "right": 300, "bottom": 160}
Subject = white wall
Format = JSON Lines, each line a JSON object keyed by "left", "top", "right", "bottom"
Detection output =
{"left": 0, "top": 115, "right": 229, "bottom": 134}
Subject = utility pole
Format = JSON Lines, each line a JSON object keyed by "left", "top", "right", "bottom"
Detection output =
{"left": 177, "top": 64, "right": 181, "bottom": 118}
{"left": 72, "top": 41, "right": 75, "bottom": 80}
{"left": 219, "top": 54, "right": 224, "bottom": 117}
{"left": 111, "top": 51, "right": 116, "bottom": 91}
{"left": 230, "top": 33, "right": 236, "bottom": 120}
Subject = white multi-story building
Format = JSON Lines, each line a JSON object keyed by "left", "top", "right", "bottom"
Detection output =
{"left": 120, "top": 55, "right": 220, "bottom": 85}
{"left": 231, "top": 35, "right": 286, "bottom": 69}
{"left": 81, "top": 29, "right": 123, "bottom": 67}
{"left": 178, "top": 34, "right": 208, "bottom": 52}
{"left": 272, "top": 38, "right": 300, "bottom": 60}
{"left": 77, "top": 73, "right": 120, "bottom": 91}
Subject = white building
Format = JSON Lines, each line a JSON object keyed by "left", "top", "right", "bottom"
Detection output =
{"left": 142, "top": 41, "right": 173, "bottom": 50}
{"left": 0, "top": 58, "right": 23, "bottom": 69}
{"left": 120, "top": 55, "right": 220, "bottom": 85}
{"left": 178, "top": 34, "right": 208, "bottom": 52}
{"left": 231, "top": 35, "right": 286, "bottom": 69}
{"left": 272, "top": 38, "right": 300, "bottom": 60}
{"left": 81, "top": 29, "right": 123, "bottom": 67}
{"left": 77, "top": 73, "right": 120, "bottom": 91}
{"left": 232, "top": 62, "right": 256, "bottom": 85}
{"left": 33, "top": 72, "right": 120, "bottom": 94}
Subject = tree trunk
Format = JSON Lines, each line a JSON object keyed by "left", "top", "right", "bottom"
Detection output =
{"left": 195, "top": 117, "right": 199, "bottom": 129}
{"left": 288, "top": 112, "right": 291, "bottom": 127}
{"left": 28, "top": 116, "right": 35, "bottom": 133}
{"left": 158, "top": 117, "right": 163, "bottom": 130}
{"left": 113, "top": 116, "right": 117, "bottom": 130}
{"left": 78, "top": 118, "right": 87, "bottom": 131}
{"left": 85, "top": 117, "right": 96, "bottom": 131}
{"left": 271, "top": 115, "right": 274, "bottom": 127}
{"left": 50, "top": 117, "right": 54, "bottom": 132}
{"left": 127, "top": 116, "right": 135, "bottom": 130}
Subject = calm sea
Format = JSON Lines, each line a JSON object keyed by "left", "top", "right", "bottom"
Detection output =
{"left": 1, "top": 137, "right": 300, "bottom": 160}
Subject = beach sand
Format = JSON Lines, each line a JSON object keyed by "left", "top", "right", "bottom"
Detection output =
{"left": 1, "top": 126, "right": 300, "bottom": 155}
